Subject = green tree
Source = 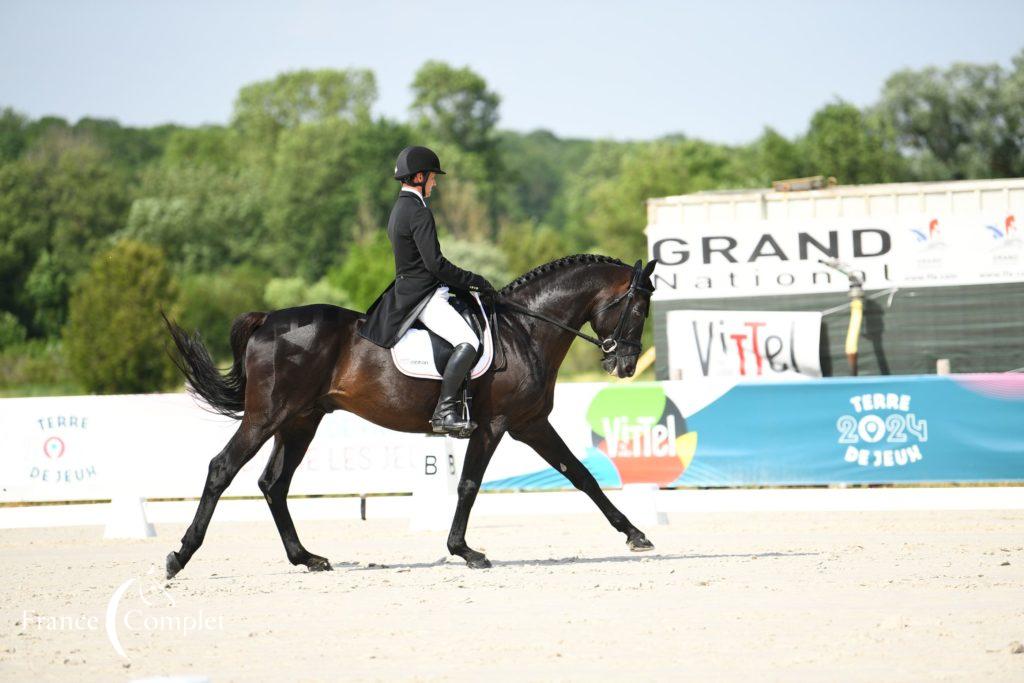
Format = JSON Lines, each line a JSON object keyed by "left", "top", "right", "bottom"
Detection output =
{"left": 263, "top": 276, "right": 349, "bottom": 311}
{"left": 0, "top": 107, "right": 29, "bottom": 162}
{"left": 746, "top": 127, "right": 808, "bottom": 185}
{"left": 161, "top": 125, "right": 239, "bottom": 170}
{"left": 72, "top": 118, "right": 177, "bottom": 171}
{"left": 497, "top": 130, "right": 595, "bottom": 224}
{"left": 0, "top": 339, "right": 76, "bottom": 396}
{"left": 560, "top": 140, "right": 634, "bottom": 251}
{"left": 64, "top": 241, "right": 180, "bottom": 393}
{"left": 23, "top": 250, "right": 69, "bottom": 337}
{"left": 0, "top": 311, "right": 27, "bottom": 350}
{"left": 0, "top": 134, "right": 130, "bottom": 335}
{"left": 322, "top": 231, "right": 394, "bottom": 311}
{"left": 431, "top": 178, "right": 493, "bottom": 241}
{"left": 568, "top": 138, "right": 743, "bottom": 260}
{"left": 265, "top": 116, "right": 410, "bottom": 278}
{"left": 498, "top": 221, "right": 569, "bottom": 278}
{"left": 232, "top": 69, "right": 378, "bottom": 152}
{"left": 263, "top": 277, "right": 312, "bottom": 310}
{"left": 804, "top": 101, "right": 904, "bottom": 183}
{"left": 177, "top": 266, "right": 269, "bottom": 360}
{"left": 124, "top": 164, "right": 266, "bottom": 273}
{"left": 1003, "top": 49, "right": 1024, "bottom": 178}
{"left": 22, "top": 116, "right": 70, "bottom": 150}
{"left": 442, "top": 238, "right": 512, "bottom": 288}
{"left": 32, "top": 135, "right": 132, "bottom": 333}
{"left": 410, "top": 61, "right": 500, "bottom": 155}
{"left": 0, "top": 158, "right": 51, "bottom": 324}
{"left": 410, "top": 62, "right": 503, "bottom": 225}
{"left": 877, "top": 53, "right": 1024, "bottom": 179}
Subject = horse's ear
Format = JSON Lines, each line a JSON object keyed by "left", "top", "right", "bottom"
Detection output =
{"left": 642, "top": 259, "right": 658, "bottom": 278}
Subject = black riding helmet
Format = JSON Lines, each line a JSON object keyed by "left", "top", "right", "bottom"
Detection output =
{"left": 394, "top": 146, "right": 446, "bottom": 182}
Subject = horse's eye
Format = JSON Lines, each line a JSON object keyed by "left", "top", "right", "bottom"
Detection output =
{"left": 632, "top": 306, "right": 643, "bottom": 317}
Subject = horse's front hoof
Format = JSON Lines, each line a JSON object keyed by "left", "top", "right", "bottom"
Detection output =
{"left": 165, "top": 551, "right": 183, "bottom": 580}
{"left": 627, "top": 532, "right": 655, "bottom": 552}
{"left": 464, "top": 551, "right": 492, "bottom": 569}
{"left": 304, "top": 555, "right": 333, "bottom": 572}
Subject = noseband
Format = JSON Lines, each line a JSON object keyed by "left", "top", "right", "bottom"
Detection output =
{"left": 496, "top": 263, "right": 652, "bottom": 356}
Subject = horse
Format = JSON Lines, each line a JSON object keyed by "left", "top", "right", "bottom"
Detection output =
{"left": 163, "top": 254, "right": 658, "bottom": 579}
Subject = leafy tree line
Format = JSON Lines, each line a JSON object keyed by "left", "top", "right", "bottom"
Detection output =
{"left": 1, "top": 51, "right": 1022, "bottom": 394}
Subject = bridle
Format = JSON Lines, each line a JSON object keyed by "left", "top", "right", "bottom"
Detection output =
{"left": 494, "top": 261, "right": 653, "bottom": 358}
{"left": 591, "top": 262, "right": 653, "bottom": 355}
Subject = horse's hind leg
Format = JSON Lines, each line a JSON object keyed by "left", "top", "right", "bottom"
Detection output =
{"left": 166, "top": 417, "right": 275, "bottom": 579}
{"left": 511, "top": 418, "right": 654, "bottom": 552}
{"left": 258, "top": 411, "right": 329, "bottom": 572}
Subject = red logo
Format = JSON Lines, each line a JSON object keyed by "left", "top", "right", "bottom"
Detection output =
{"left": 43, "top": 437, "right": 65, "bottom": 459}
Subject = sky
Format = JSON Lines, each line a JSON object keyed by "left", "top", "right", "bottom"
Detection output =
{"left": 1, "top": 0, "right": 1023, "bottom": 145}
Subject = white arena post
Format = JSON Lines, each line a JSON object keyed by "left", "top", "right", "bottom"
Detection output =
{"left": 409, "top": 435, "right": 460, "bottom": 531}
{"left": 103, "top": 437, "right": 156, "bottom": 539}
{"left": 616, "top": 483, "right": 668, "bottom": 527}
{"left": 103, "top": 493, "right": 156, "bottom": 539}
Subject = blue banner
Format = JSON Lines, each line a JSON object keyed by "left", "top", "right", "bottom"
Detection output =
{"left": 482, "top": 374, "right": 1024, "bottom": 489}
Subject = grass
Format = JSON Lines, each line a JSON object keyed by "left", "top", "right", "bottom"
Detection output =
{"left": 0, "top": 381, "right": 85, "bottom": 398}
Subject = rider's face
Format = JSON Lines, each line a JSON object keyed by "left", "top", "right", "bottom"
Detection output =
{"left": 423, "top": 171, "right": 437, "bottom": 197}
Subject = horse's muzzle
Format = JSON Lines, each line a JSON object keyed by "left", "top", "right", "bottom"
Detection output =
{"left": 603, "top": 354, "right": 639, "bottom": 378}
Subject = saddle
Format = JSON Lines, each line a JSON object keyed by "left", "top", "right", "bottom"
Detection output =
{"left": 390, "top": 290, "right": 494, "bottom": 380}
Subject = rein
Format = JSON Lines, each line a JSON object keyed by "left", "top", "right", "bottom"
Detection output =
{"left": 497, "top": 297, "right": 608, "bottom": 349}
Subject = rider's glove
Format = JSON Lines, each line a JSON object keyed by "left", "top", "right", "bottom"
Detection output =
{"left": 469, "top": 275, "right": 495, "bottom": 293}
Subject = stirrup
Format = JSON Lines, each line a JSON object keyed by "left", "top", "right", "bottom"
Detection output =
{"left": 430, "top": 395, "right": 476, "bottom": 438}
{"left": 430, "top": 415, "right": 477, "bottom": 438}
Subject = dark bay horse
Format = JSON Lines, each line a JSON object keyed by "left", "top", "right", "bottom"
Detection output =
{"left": 164, "top": 254, "right": 658, "bottom": 579}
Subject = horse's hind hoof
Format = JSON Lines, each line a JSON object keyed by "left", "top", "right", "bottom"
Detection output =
{"left": 305, "top": 555, "right": 332, "bottom": 572}
{"left": 165, "top": 551, "right": 183, "bottom": 580}
{"left": 627, "top": 532, "right": 655, "bottom": 552}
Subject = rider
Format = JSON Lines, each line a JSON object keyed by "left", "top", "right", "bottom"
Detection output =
{"left": 358, "top": 145, "right": 495, "bottom": 437}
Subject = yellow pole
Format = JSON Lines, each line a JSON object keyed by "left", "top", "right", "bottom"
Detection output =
{"left": 845, "top": 298, "right": 863, "bottom": 375}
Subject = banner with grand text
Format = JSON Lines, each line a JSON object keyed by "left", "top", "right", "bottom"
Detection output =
{"left": 646, "top": 212, "right": 1024, "bottom": 300}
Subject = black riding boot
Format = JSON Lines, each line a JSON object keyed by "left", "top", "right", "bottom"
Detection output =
{"left": 430, "top": 342, "right": 478, "bottom": 437}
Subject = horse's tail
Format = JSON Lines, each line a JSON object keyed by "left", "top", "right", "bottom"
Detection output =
{"left": 163, "top": 310, "right": 267, "bottom": 420}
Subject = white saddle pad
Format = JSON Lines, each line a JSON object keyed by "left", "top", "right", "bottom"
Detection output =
{"left": 390, "top": 293, "right": 493, "bottom": 380}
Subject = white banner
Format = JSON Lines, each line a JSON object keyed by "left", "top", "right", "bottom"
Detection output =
{"left": 665, "top": 310, "right": 822, "bottom": 379}
{"left": 891, "top": 213, "right": 1024, "bottom": 287}
{"left": 0, "top": 389, "right": 588, "bottom": 504}
{"left": 0, "top": 394, "right": 431, "bottom": 502}
{"left": 647, "top": 211, "right": 1023, "bottom": 300}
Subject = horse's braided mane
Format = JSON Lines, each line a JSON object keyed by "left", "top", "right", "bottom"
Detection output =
{"left": 499, "top": 254, "right": 628, "bottom": 294}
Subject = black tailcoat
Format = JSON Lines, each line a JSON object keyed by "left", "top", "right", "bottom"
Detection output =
{"left": 358, "top": 191, "right": 489, "bottom": 348}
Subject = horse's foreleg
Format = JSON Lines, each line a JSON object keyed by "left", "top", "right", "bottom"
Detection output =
{"left": 446, "top": 420, "right": 505, "bottom": 568}
{"left": 258, "top": 412, "right": 329, "bottom": 572}
{"left": 511, "top": 419, "right": 654, "bottom": 551}
{"left": 166, "top": 419, "right": 274, "bottom": 579}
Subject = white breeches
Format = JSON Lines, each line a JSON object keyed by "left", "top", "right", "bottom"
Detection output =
{"left": 416, "top": 286, "right": 479, "bottom": 349}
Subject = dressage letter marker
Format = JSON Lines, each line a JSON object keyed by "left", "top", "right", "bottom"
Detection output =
{"left": 410, "top": 436, "right": 460, "bottom": 532}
